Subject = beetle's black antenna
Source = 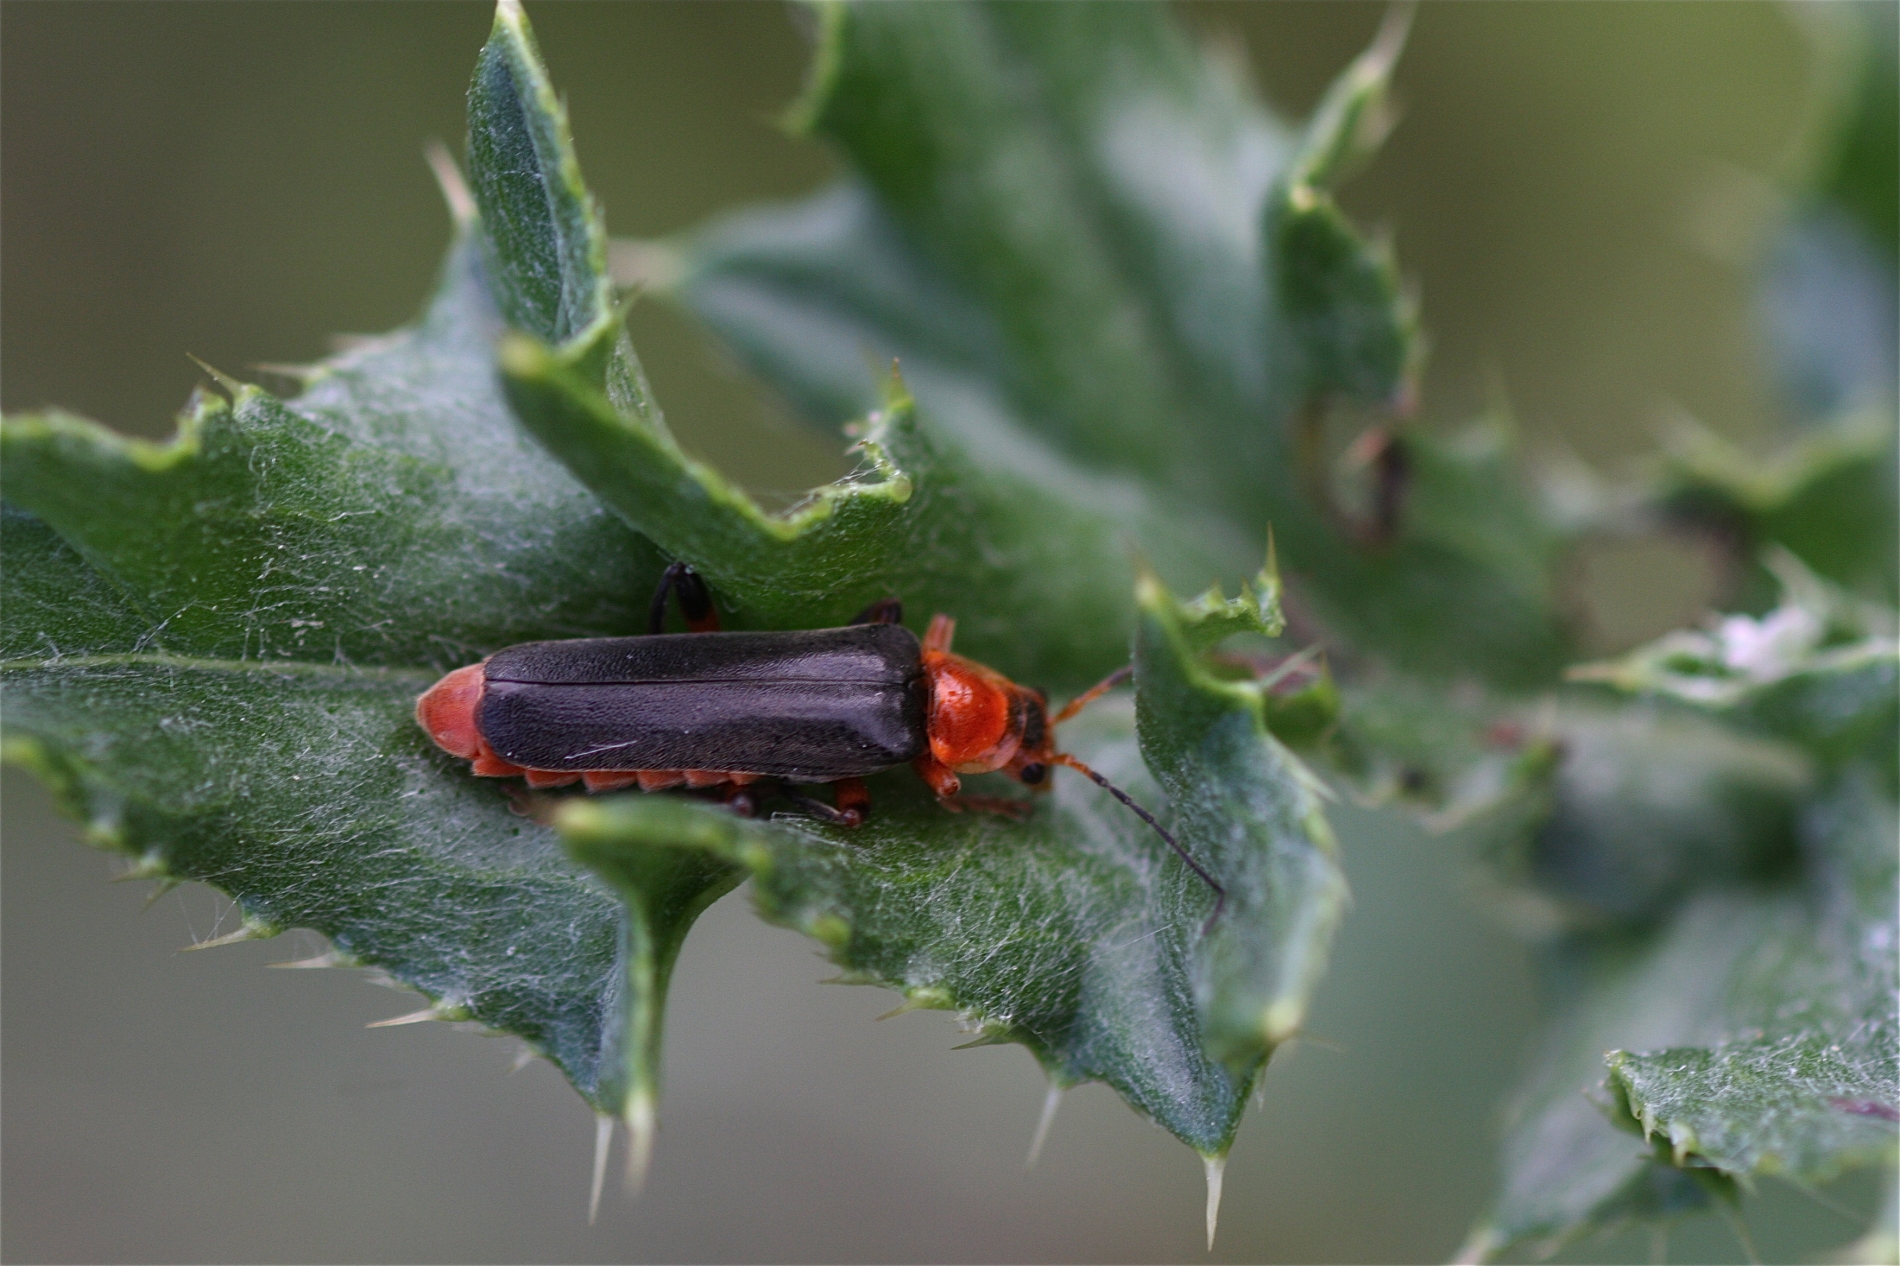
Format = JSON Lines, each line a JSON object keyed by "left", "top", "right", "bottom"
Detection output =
{"left": 1053, "top": 752, "right": 1224, "bottom": 933}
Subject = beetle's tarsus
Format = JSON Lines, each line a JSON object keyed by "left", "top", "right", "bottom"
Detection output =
{"left": 648, "top": 561, "right": 720, "bottom": 634}
{"left": 849, "top": 597, "right": 904, "bottom": 626}
{"left": 942, "top": 794, "right": 1035, "bottom": 821}
{"left": 721, "top": 785, "right": 761, "bottom": 818}
{"left": 784, "top": 791, "right": 860, "bottom": 828}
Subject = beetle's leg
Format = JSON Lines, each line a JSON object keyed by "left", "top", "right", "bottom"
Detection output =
{"left": 832, "top": 777, "right": 871, "bottom": 826}
{"left": 922, "top": 613, "right": 956, "bottom": 654}
{"left": 911, "top": 753, "right": 961, "bottom": 799}
{"left": 647, "top": 562, "right": 721, "bottom": 634}
{"left": 783, "top": 788, "right": 865, "bottom": 829}
{"left": 720, "top": 782, "right": 762, "bottom": 818}
{"left": 1053, "top": 664, "right": 1133, "bottom": 724}
{"left": 849, "top": 597, "right": 904, "bottom": 626}
{"left": 940, "top": 794, "right": 1034, "bottom": 821}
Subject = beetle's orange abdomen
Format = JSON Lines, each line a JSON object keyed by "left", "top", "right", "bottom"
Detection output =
{"left": 922, "top": 650, "right": 1022, "bottom": 773}
{"left": 416, "top": 662, "right": 485, "bottom": 759}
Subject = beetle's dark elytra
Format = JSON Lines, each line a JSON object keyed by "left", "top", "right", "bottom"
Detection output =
{"left": 477, "top": 624, "right": 929, "bottom": 780}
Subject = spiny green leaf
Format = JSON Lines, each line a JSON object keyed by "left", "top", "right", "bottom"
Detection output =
{"left": 0, "top": 236, "right": 660, "bottom": 671}
{"left": 466, "top": 0, "right": 611, "bottom": 350}
{"left": 657, "top": 0, "right": 1574, "bottom": 688}
{"left": 1, "top": 216, "right": 671, "bottom": 1115}
{"left": 1459, "top": 895, "right": 1758, "bottom": 1262}
{"left": 4, "top": 0, "right": 1382, "bottom": 1186}
{"left": 1, "top": 507, "right": 152, "bottom": 659}
{"left": 0, "top": 505, "right": 638, "bottom": 1107}
{"left": 1463, "top": 569, "right": 1897, "bottom": 1255}
{"left": 560, "top": 566, "right": 1342, "bottom": 1157}
{"left": 1134, "top": 568, "right": 1343, "bottom": 1071}
{"left": 568, "top": 814, "right": 745, "bottom": 1184}
{"left": 1464, "top": 768, "right": 1898, "bottom": 1261}
{"left": 498, "top": 342, "right": 1231, "bottom": 689}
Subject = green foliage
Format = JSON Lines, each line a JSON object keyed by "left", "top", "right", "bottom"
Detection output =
{"left": 563, "top": 562, "right": 1339, "bottom": 1158}
{"left": 0, "top": 0, "right": 1382, "bottom": 1177}
{"left": 663, "top": 2, "right": 1570, "bottom": 688}
{"left": 2, "top": 0, "right": 1893, "bottom": 1253}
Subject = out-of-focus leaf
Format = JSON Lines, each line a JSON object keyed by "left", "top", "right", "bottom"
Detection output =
{"left": 560, "top": 566, "right": 1343, "bottom": 1158}
{"left": 655, "top": 1, "right": 1574, "bottom": 687}
{"left": 1654, "top": 412, "right": 1898, "bottom": 606}
{"left": 1605, "top": 770, "right": 1896, "bottom": 1187}
{"left": 1571, "top": 551, "right": 1899, "bottom": 771}
{"left": 1326, "top": 678, "right": 1811, "bottom": 932}
{"left": 1759, "top": 3, "right": 1896, "bottom": 420}
{"left": 1502, "top": 704, "right": 1813, "bottom": 930}
{"left": 1465, "top": 565, "right": 1898, "bottom": 1256}
{"left": 1807, "top": 1, "right": 1898, "bottom": 265}
{"left": 1459, "top": 894, "right": 1759, "bottom": 1262}
{"left": 1466, "top": 767, "right": 1898, "bottom": 1263}
{"left": 1759, "top": 213, "right": 1899, "bottom": 425}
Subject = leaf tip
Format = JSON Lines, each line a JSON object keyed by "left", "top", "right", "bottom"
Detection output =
{"left": 809, "top": 913, "right": 852, "bottom": 950}
{"left": 1262, "top": 996, "right": 1307, "bottom": 1047}
{"left": 184, "top": 354, "right": 246, "bottom": 403}
{"left": 267, "top": 949, "right": 358, "bottom": 970}
{"left": 1450, "top": 1227, "right": 1501, "bottom": 1266}
{"left": 554, "top": 796, "right": 607, "bottom": 839}
{"left": 1025, "top": 1084, "right": 1063, "bottom": 1168}
{"left": 1365, "top": 3, "right": 1417, "bottom": 82}
{"left": 1134, "top": 565, "right": 1170, "bottom": 615}
{"left": 424, "top": 140, "right": 477, "bottom": 227}
{"left": 780, "top": 0, "right": 848, "bottom": 138}
{"left": 622, "top": 1089, "right": 656, "bottom": 1196}
{"left": 496, "top": 329, "right": 553, "bottom": 380}
{"left": 1203, "top": 1153, "right": 1227, "bottom": 1250}
{"left": 179, "top": 917, "right": 279, "bottom": 952}
{"left": 110, "top": 850, "right": 170, "bottom": 884}
{"left": 366, "top": 999, "right": 471, "bottom": 1028}
{"left": 588, "top": 1114, "right": 612, "bottom": 1224}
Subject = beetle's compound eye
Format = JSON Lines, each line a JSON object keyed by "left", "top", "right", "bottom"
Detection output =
{"left": 1018, "top": 762, "right": 1047, "bottom": 786}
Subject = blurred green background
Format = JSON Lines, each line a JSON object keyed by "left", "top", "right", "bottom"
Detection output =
{"left": 1, "top": 4, "right": 1880, "bottom": 1262}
